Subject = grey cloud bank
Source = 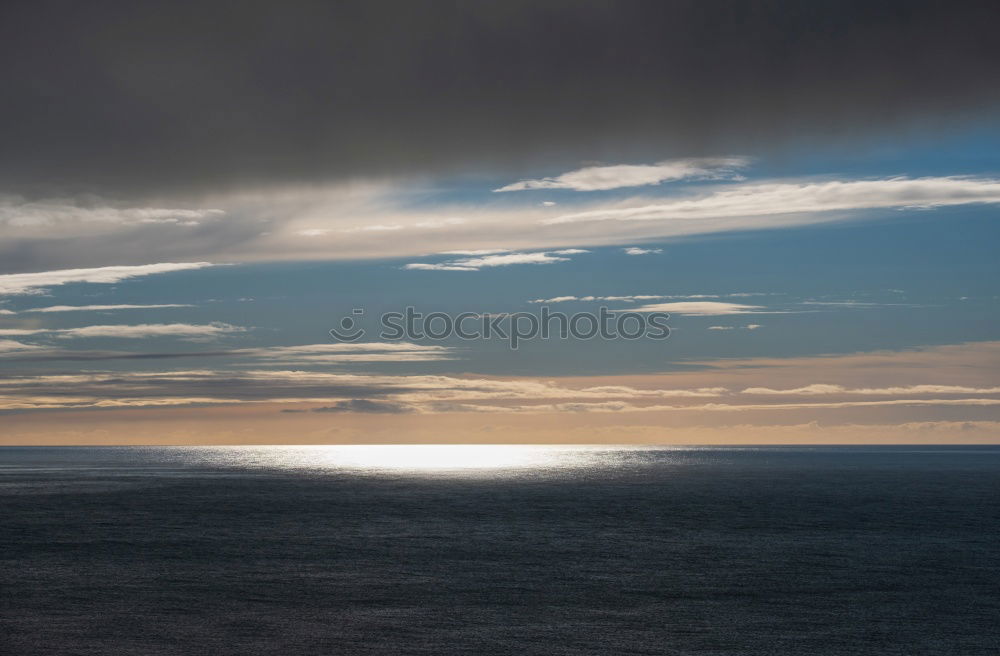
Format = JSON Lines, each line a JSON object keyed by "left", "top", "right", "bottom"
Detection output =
{"left": 1, "top": 1, "right": 999, "bottom": 197}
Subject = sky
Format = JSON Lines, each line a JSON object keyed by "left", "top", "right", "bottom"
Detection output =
{"left": 1, "top": 0, "right": 999, "bottom": 444}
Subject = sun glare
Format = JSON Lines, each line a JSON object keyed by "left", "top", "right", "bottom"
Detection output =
{"left": 315, "top": 445, "right": 563, "bottom": 471}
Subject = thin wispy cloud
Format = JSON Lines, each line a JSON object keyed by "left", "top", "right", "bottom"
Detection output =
{"left": 342, "top": 224, "right": 405, "bottom": 233}
{"left": 415, "top": 218, "right": 467, "bottom": 229}
{"left": 0, "top": 323, "right": 243, "bottom": 340}
{"left": 623, "top": 247, "right": 663, "bottom": 255}
{"left": 742, "top": 384, "right": 1000, "bottom": 396}
{"left": 243, "top": 343, "right": 457, "bottom": 363}
{"left": 0, "top": 339, "right": 42, "bottom": 353}
{"left": 405, "top": 250, "right": 589, "bottom": 272}
{"left": 494, "top": 157, "right": 748, "bottom": 192}
{"left": 0, "top": 369, "right": 728, "bottom": 411}
{"left": 629, "top": 302, "right": 764, "bottom": 316}
{"left": 0, "top": 342, "right": 458, "bottom": 364}
{"left": 18, "top": 304, "right": 193, "bottom": 314}
{"left": 404, "top": 263, "right": 482, "bottom": 272}
{"left": 438, "top": 249, "right": 511, "bottom": 256}
{"left": 545, "top": 176, "right": 1000, "bottom": 224}
{"left": 530, "top": 295, "right": 667, "bottom": 304}
{"left": 0, "top": 196, "right": 224, "bottom": 227}
{"left": 0, "top": 263, "right": 216, "bottom": 296}
{"left": 442, "top": 398, "right": 1000, "bottom": 414}
{"left": 334, "top": 218, "right": 468, "bottom": 235}
{"left": 529, "top": 294, "right": 722, "bottom": 304}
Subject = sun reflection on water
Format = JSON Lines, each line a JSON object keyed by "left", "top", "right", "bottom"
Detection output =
{"left": 321, "top": 445, "right": 558, "bottom": 470}
{"left": 212, "top": 444, "right": 637, "bottom": 474}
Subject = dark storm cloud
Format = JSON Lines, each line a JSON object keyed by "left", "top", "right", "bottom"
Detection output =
{"left": 1, "top": 0, "right": 999, "bottom": 196}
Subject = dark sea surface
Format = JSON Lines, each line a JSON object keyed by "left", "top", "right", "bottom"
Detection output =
{"left": 1, "top": 445, "right": 999, "bottom": 655}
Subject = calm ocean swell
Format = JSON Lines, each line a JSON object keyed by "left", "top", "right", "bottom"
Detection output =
{"left": 1, "top": 446, "right": 998, "bottom": 655}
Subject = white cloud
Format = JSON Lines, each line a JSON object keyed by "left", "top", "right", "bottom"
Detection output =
{"left": 343, "top": 224, "right": 405, "bottom": 232}
{"left": 693, "top": 398, "right": 1000, "bottom": 411}
{"left": 51, "top": 323, "right": 243, "bottom": 339}
{"left": 545, "top": 176, "right": 1000, "bottom": 224}
{"left": 457, "top": 252, "right": 569, "bottom": 269}
{"left": 268, "top": 352, "right": 450, "bottom": 363}
{"left": 438, "top": 391, "right": 1000, "bottom": 414}
{"left": 438, "top": 249, "right": 510, "bottom": 256}
{"left": 20, "top": 304, "right": 193, "bottom": 314}
{"left": 494, "top": 157, "right": 748, "bottom": 192}
{"left": 338, "top": 218, "right": 467, "bottom": 235}
{"left": 255, "top": 342, "right": 447, "bottom": 354}
{"left": 630, "top": 301, "right": 764, "bottom": 315}
{"left": 623, "top": 247, "right": 663, "bottom": 255}
{"left": 414, "top": 397, "right": 1000, "bottom": 414}
{"left": 709, "top": 324, "right": 763, "bottom": 331}
{"left": 0, "top": 262, "right": 216, "bottom": 296}
{"left": 406, "top": 249, "right": 586, "bottom": 271}
{"left": 742, "top": 384, "right": 1000, "bottom": 396}
{"left": 577, "top": 385, "right": 726, "bottom": 398}
{"left": 528, "top": 294, "right": 718, "bottom": 304}
{"left": 0, "top": 196, "right": 224, "bottom": 227}
{"left": 414, "top": 217, "right": 467, "bottom": 228}
{"left": 403, "top": 263, "right": 479, "bottom": 271}
{"left": 0, "top": 322, "right": 244, "bottom": 340}
{"left": 531, "top": 296, "right": 587, "bottom": 304}
{"left": 459, "top": 252, "right": 568, "bottom": 267}
{"left": 0, "top": 339, "right": 42, "bottom": 353}
{"left": 244, "top": 342, "right": 457, "bottom": 363}
{"left": 263, "top": 352, "right": 451, "bottom": 363}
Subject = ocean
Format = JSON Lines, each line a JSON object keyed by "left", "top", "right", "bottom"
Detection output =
{"left": 2, "top": 445, "right": 999, "bottom": 655}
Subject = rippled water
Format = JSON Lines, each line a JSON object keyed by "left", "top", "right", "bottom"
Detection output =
{"left": 2, "top": 446, "right": 999, "bottom": 655}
